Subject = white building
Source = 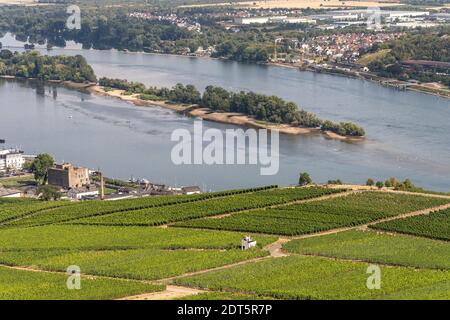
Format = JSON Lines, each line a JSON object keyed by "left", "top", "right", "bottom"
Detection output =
{"left": 67, "top": 185, "right": 99, "bottom": 200}
{"left": 182, "top": 186, "right": 202, "bottom": 195}
{"left": 241, "top": 236, "right": 257, "bottom": 250}
{"left": 234, "top": 16, "right": 283, "bottom": 25}
{"left": 0, "top": 149, "right": 25, "bottom": 173}
{"left": 234, "top": 16, "right": 315, "bottom": 25}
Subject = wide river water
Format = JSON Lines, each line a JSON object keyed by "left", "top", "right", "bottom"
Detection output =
{"left": 1, "top": 34, "right": 449, "bottom": 191}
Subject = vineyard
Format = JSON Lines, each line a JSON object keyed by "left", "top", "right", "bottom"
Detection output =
{"left": 67, "top": 187, "right": 341, "bottom": 226}
{"left": 284, "top": 229, "right": 450, "bottom": 270}
{"left": 0, "top": 248, "right": 268, "bottom": 281}
{"left": 0, "top": 266, "right": 162, "bottom": 300}
{"left": 174, "top": 255, "right": 450, "bottom": 300}
{"left": 371, "top": 207, "right": 450, "bottom": 241}
{"left": 173, "top": 192, "right": 450, "bottom": 235}
{"left": 0, "top": 200, "right": 71, "bottom": 225}
{"left": 0, "top": 225, "right": 274, "bottom": 282}
{"left": 0, "top": 225, "right": 276, "bottom": 251}
{"left": 3, "top": 186, "right": 278, "bottom": 228}
{"left": 1, "top": 187, "right": 450, "bottom": 300}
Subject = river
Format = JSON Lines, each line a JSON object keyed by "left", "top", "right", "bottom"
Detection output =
{"left": 1, "top": 33, "right": 449, "bottom": 191}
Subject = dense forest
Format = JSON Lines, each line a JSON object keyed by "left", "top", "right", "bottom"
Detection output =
{"left": 0, "top": 50, "right": 96, "bottom": 82}
{"left": 367, "top": 33, "right": 450, "bottom": 86}
{"left": 0, "top": 5, "right": 273, "bottom": 63}
{"left": 99, "top": 77, "right": 365, "bottom": 137}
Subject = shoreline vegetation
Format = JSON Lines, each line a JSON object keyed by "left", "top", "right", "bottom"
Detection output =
{"left": 96, "top": 77, "right": 366, "bottom": 140}
{"left": 0, "top": 50, "right": 365, "bottom": 140}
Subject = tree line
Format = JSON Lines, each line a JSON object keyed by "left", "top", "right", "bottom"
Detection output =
{"left": 0, "top": 5, "right": 273, "bottom": 64}
{"left": 367, "top": 32, "right": 450, "bottom": 87}
{"left": 99, "top": 77, "right": 365, "bottom": 137}
{"left": 0, "top": 50, "right": 96, "bottom": 83}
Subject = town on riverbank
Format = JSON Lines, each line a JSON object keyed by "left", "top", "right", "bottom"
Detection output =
{"left": 0, "top": 145, "right": 202, "bottom": 201}
{"left": 0, "top": 2, "right": 448, "bottom": 99}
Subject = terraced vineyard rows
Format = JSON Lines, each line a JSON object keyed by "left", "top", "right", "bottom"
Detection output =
{"left": 0, "top": 248, "right": 268, "bottom": 281}
{"left": 0, "top": 225, "right": 274, "bottom": 282}
{"left": 5, "top": 186, "right": 277, "bottom": 227}
{"left": 0, "top": 225, "right": 276, "bottom": 251}
{"left": 371, "top": 207, "right": 450, "bottom": 241}
{"left": 0, "top": 200, "right": 71, "bottom": 225}
{"left": 0, "top": 266, "right": 163, "bottom": 300}
{"left": 70, "top": 187, "right": 342, "bottom": 226}
{"left": 2, "top": 186, "right": 449, "bottom": 300}
{"left": 174, "top": 192, "right": 450, "bottom": 235}
{"left": 175, "top": 255, "right": 450, "bottom": 300}
{"left": 284, "top": 230, "right": 450, "bottom": 269}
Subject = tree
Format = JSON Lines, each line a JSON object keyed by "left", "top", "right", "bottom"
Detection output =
{"left": 299, "top": 172, "right": 312, "bottom": 186}
{"left": 388, "top": 177, "right": 399, "bottom": 188}
{"left": 31, "top": 153, "right": 54, "bottom": 184}
{"left": 401, "top": 179, "right": 414, "bottom": 189}
{"left": 366, "top": 178, "right": 375, "bottom": 186}
{"left": 37, "top": 185, "right": 61, "bottom": 201}
{"left": 376, "top": 181, "right": 384, "bottom": 189}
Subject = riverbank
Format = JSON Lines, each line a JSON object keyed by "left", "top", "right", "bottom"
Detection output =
{"left": 268, "top": 62, "right": 450, "bottom": 100}
{"left": 89, "top": 85, "right": 364, "bottom": 142}
{"left": 2, "top": 33, "right": 446, "bottom": 100}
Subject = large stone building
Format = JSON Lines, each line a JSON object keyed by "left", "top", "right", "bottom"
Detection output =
{"left": 48, "top": 163, "right": 90, "bottom": 189}
{"left": 0, "top": 149, "right": 25, "bottom": 173}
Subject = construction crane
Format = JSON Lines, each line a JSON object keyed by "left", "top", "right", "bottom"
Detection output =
{"left": 273, "top": 37, "right": 284, "bottom": 62}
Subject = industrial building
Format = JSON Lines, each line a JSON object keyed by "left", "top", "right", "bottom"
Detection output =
{"left": 234, "top": 16, "right": 316, "bottom": 25}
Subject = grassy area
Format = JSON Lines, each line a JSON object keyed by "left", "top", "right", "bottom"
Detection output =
{"left": 70, "top": 187, "right": 341, "bottom": 226}
{"left": 283, "top": 230, "right": 450, "bottom": 270}
{"left": 175, "top": 255, "right": 450, "bottom": 300}
{"left": 358, "top": 49, "right": 391, "bottom": 66}
{"left": 173, "top": 192, "right": 449, "bottom": 235}
{"left": 0, "top": 266, "right": 162, "bottom": 300}
{"left": 0, "top": 175, "right": 35, "bottom": 188}
{"left": 0, "top": 248, "right": 268, "bottom": 281}
{"left": 104, "top": 187, "right": 117, "bottom": 195}
{"left": 0, "top": 225, "right": 276, "bottom": 251}
{"left": 371, "top": 208, "right": 450, "bottom": 241}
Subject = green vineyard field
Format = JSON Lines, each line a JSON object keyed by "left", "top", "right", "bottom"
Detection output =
{"left": 0, "top": 200, "right": 71, "bottom": 225}
{"left": 371, "top": 207, "right": 450, "bottom": 241}
{"left": 70, "top": 187, "right": 341, "bottom": 226}
{"left": 0, "top": 225, "right": 276, "bottom": 251}
{"left": 4, "top": 186, "right": 278, "bottom": 227}
{"left": 174, "top": 192, "right": 449, "bottom": 235}
{"left": 175, "top": 255, "right": 450, "bottom": 300}
{"left": 0, "top": 266, "right": 162, "bottom": 300}
{"left": 284, "top": 229, "right": 450, "bottom": 269}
